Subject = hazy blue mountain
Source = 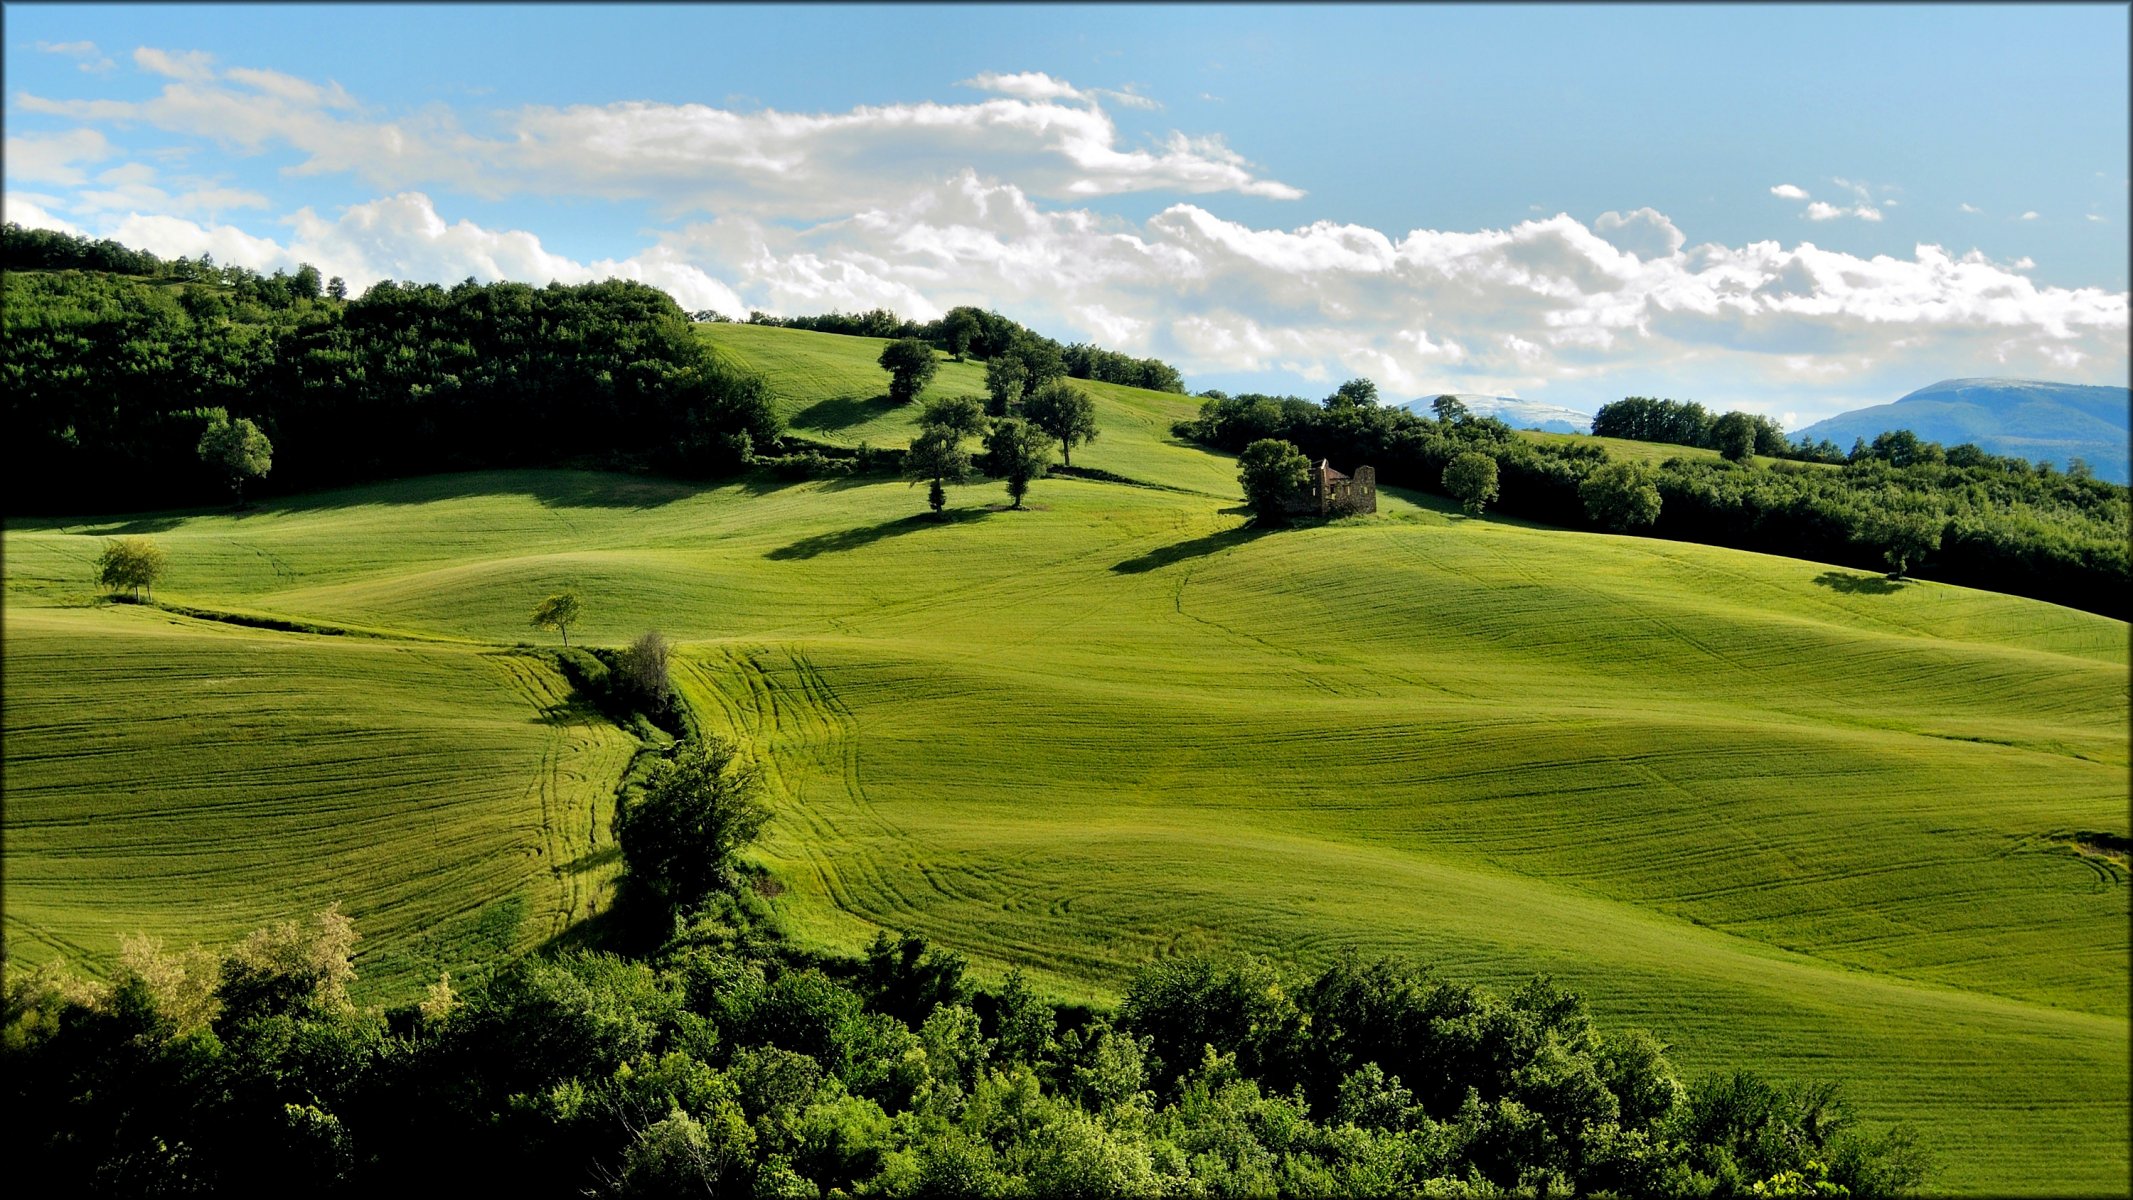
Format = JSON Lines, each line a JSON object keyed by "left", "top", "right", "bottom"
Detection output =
{"left": 1401, "top": 393, "right": 1593, "bottom": 434}
{"left": 1793, "top": 378, "right": 2129, "bottom": 482}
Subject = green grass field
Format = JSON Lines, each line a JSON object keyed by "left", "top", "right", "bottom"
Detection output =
{"left": 5, "top": 324, "right": 2126, "bottom": 1194}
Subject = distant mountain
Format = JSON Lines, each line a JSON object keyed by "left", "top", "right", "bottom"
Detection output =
{"left": 1793, "top": 378, "right": 2129, "bottom": 483}
{"left": 1400, "top": 393, "right": 1593, "bottom": 435}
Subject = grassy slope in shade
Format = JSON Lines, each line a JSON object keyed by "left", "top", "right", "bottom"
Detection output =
{"left": 4, "top": 324, "right": 2126, "bottom": 1195}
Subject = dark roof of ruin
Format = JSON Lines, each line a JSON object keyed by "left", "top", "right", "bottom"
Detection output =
{"left": 1314, "top": 459, "right": 1350, "bottom": 482}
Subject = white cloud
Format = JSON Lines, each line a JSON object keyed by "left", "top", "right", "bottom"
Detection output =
{"left": 1958, "top": 203, "right": 1982, "bottom": 214}
{"left": 38, "top": 39, "right": 116, "bottom": 73}
{"left": 3, "top": 193, "right": 85, "bottom": 235}
{"left": 2087, "top": 214, "right": 2106, "bottom": 223}
{"left": 962, "top": 71, "right": 1088, "bottom": 103}
{"left": 2019, "top": 211, "right": 2041, "bottom": 221}
{"left": 1769, "top": 183, "right": 1809, "bottom": 200}
{"left": 1804, "top": 200, "right": 1881, "bottom": 222}
{"left": 1591, "top": 207, "right": 1686, "bottom": 261}
{"left": 133, "top": 46, "right": 217, "bottom": 82}
{"left": 23, "top": 59, "right": 1299, "bottom": 213}
{"left": 3, "top": 128, "right": 114, "bottom": 185}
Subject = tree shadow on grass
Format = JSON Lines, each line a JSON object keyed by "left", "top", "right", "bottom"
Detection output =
{"left": 1813, "top": 570, "right": 1908, "bottom": 596}
{"left": 765, "top": 507, "right": 993, "bottom": 560}
{"left": 790, "top": 393, "right": 901, "bottom": 433}
{"left": 1110, "top": 522, "right": 1277, "bottom": 575}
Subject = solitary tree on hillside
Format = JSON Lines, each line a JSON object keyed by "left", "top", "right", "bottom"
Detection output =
{"left": 1238, "top": 437, "right": 1310, "bottom": 523}
{"left": 1432, "top": 394, "right": 1472, "bottom": 425}
{"left": 196, "top": 409, "right": 273, "bottom": 506}
{"left": 614, "top": 736, "right": 770, "bottom": 905}
{"left": 1326, "top": 378, "right": 1379, "bottom": 410}
{"left": 532, "top": 592, "right": 582, "bottom": 647}
{"left": 939, "top": 307, "right": 984, "bottom": 360}
{"left": 326, "top": 275, "right": 348, "bottom": 301}
{"left": 877, "top": 338, "right": 939, "bottom": 405}
{"left": 97, "top": 537, "right": 166, "bottom": 601}
{"left": 1442, "top": 452, "right": 1500, "bottom": 515}
{"left": 1022, "top": 379, "right": 1099, "bottom": 467}
{"left": 1579, "top": 462, "right": 1664, "bottom": 531}
{"left": 616, "top": 630, "right": 676, "bottom": 715}
{"left": 1859, "top": 510, "right": 1943, "bottom": 579}
{"left": 904, "top": 427, "right": 976, "bottom": 517}
{"left": 985, "top": 417, "right": 1054, "bottom": 510}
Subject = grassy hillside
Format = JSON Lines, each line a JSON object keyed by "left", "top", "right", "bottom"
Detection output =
{"left": 5, "top": 324, "right": 2127, "bottom": 1194}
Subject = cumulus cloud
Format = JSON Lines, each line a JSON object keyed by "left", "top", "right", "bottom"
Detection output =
{"left": 4, "top": 193, "right": 85, "bottom": 234}
{"left": 1958, "top": 202, "right": 1982, "bottom": 214}
{"left": 1769, "top": 183, "right": 1809, "bottom": 200}
{"left": 3, "top": 128, "right": 114, "bottom": 185}
{"left": 2019, "top": 211, "right": 2040, "bottom": 221}
{"left": 1592, "top": 208, "right": 1686, "bottom": 261}
{"left": 21, "top": 57, "right": 1300, "bottom": 214}
{"left": 1804, "top": 200, "right": 1882, "bottom": 222}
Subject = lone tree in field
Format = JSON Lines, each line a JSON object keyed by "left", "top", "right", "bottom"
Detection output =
{"left": 877, "top": 337, "right": 939, "bottom": 405}
{"left": 1238, "top": 437, "right": 1310, "bottom": 524}
{"left": 985, "top": 417, "right": 1054, "bottom": 510}
{"left": 1023, "top": 379, "right": 1099, "bottom": 467}
{"left": 1442, "top": 451, "right": 1500, "bottom": 515}
{"left": 532, "top": 592, "right": 582, "bottom": 646}
{"left": 1860, "top": 510, "right": 1943, "bottom": 579}
{"left": 616, "top": 630, "right": 676, "bottom": 714}
{"left": 904, "top": 427, "right": 976, "bottom": 517}
{"left": 96, "top": 537, "right": 166, "bottom": 601}
{"left": 614, "top": 735, "right": 770, "bottom": 905}
{"left": 1580, "top": 461, "right": 1664, "bottom": 531}
{"left": 196, "top": 408, "right": 273, "bottom": 506}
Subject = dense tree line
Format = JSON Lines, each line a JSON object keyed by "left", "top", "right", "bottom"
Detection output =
{"left": 1593, "top": 397, "right": 1844, "bottom": 464}
{"left": 743, "top": 303, "right": 1185, "bottom": 393}
{"left": 1179, "top": 386, "right": 2129, "bottom": 617}
{"left": 3, "top": 225, "right": 777, "bottom": 513}
{"left": 4, "top": 905, "right": 1926, "bottom": 1197}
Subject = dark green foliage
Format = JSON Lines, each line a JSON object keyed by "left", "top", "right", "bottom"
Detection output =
{"left": 614, "top": 738, "right": 771, "bottom": 907}
{"left": 1238, "top": 437, "right": 1311, "bottom": 522}
{"left": 983, "top": 417, "right": 1054, "bottom": 509}
{"left": 1021, "top": 379, "right": 1100, "bottom": 467}
{"left": 861, "top": 932, "right": 969, "bottom": 1028}
{"left": 1443, "top": 451, "right": 1501, "bottom": 515}
{"left": 1177, "top": 383, "right": 2128, "bottom": 617}
{"left": 1581, "top": 461, "right": 1664, "bottom": 530}
{"left": 614, "top": 630, "right": 676, "bottom": 716}
{"left": 876, "top": 337, "right": 939, "bottom": 404}
{"left": 3, "top": 912, "right": 1930, "bottom": 1198}
{"left": 2, "top": 229, "right": 780, "bottom": 513}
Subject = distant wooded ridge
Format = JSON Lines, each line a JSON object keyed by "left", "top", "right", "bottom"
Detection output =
{"left": 1181, "top": 385, "right": 2129, "bottom": 619}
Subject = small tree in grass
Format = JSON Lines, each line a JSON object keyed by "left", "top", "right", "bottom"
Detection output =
{"left": 904, "top": 427, "right": 976, "bottom": 517}
{"left": 1238, "top": 438, "right": 1309, "bottom": 523}
{"left": 196, "top": 408, "right": 273, "bottom": 506}
{"left": 877, "top": 338, "right": 939, "bottom": 404}
{"left": 1580, "top": 461, "right": 1663, "bottom": 531}
{"left": 97, "top": 537, "right": 166, "bottom": 601}
{"left": 532, "top": 592, "right": 582, "bottom": 646}
{"left": 1442, "top": 451, "right": 1500, "bottom": 515}
{"left": 614, "top": 736, "right": 770, "bottom": 906}
{"left": 1859, "top": 510, "right": 1942, "bottom": 579}
{"left": 616, "top": 630, "right": 675, "bottom": 714}
{"left": 1023, "top": 379, "right": 1099, "bottom": 467}
{"left": 985, "top": 417, "right": 1054, "bottom": 509}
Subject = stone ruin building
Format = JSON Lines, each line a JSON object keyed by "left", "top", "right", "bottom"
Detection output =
{"left": 1293, "top": 460, "right": 1377, "bottom": 516}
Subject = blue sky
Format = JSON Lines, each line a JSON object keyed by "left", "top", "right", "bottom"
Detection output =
{"left": 7, "top": 3, "right": 2127, "bottom": 423}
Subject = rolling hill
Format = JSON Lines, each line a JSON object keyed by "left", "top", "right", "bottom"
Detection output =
{"left": 1794, "top": 377, "right": 2131, "bottom": 481}
{"left": 4, "top": 324, "right": 2126, "bottom": 1194}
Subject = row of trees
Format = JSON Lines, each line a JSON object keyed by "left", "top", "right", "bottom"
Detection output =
{"left": 745, "top": 301, "right": 1185, "bottom": 393}
{"left": 1181, "top": 385, "right": 2128, "bottom": 614}
{"left": 4, "top": 903, "right": 1928, "bottom": 1197}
